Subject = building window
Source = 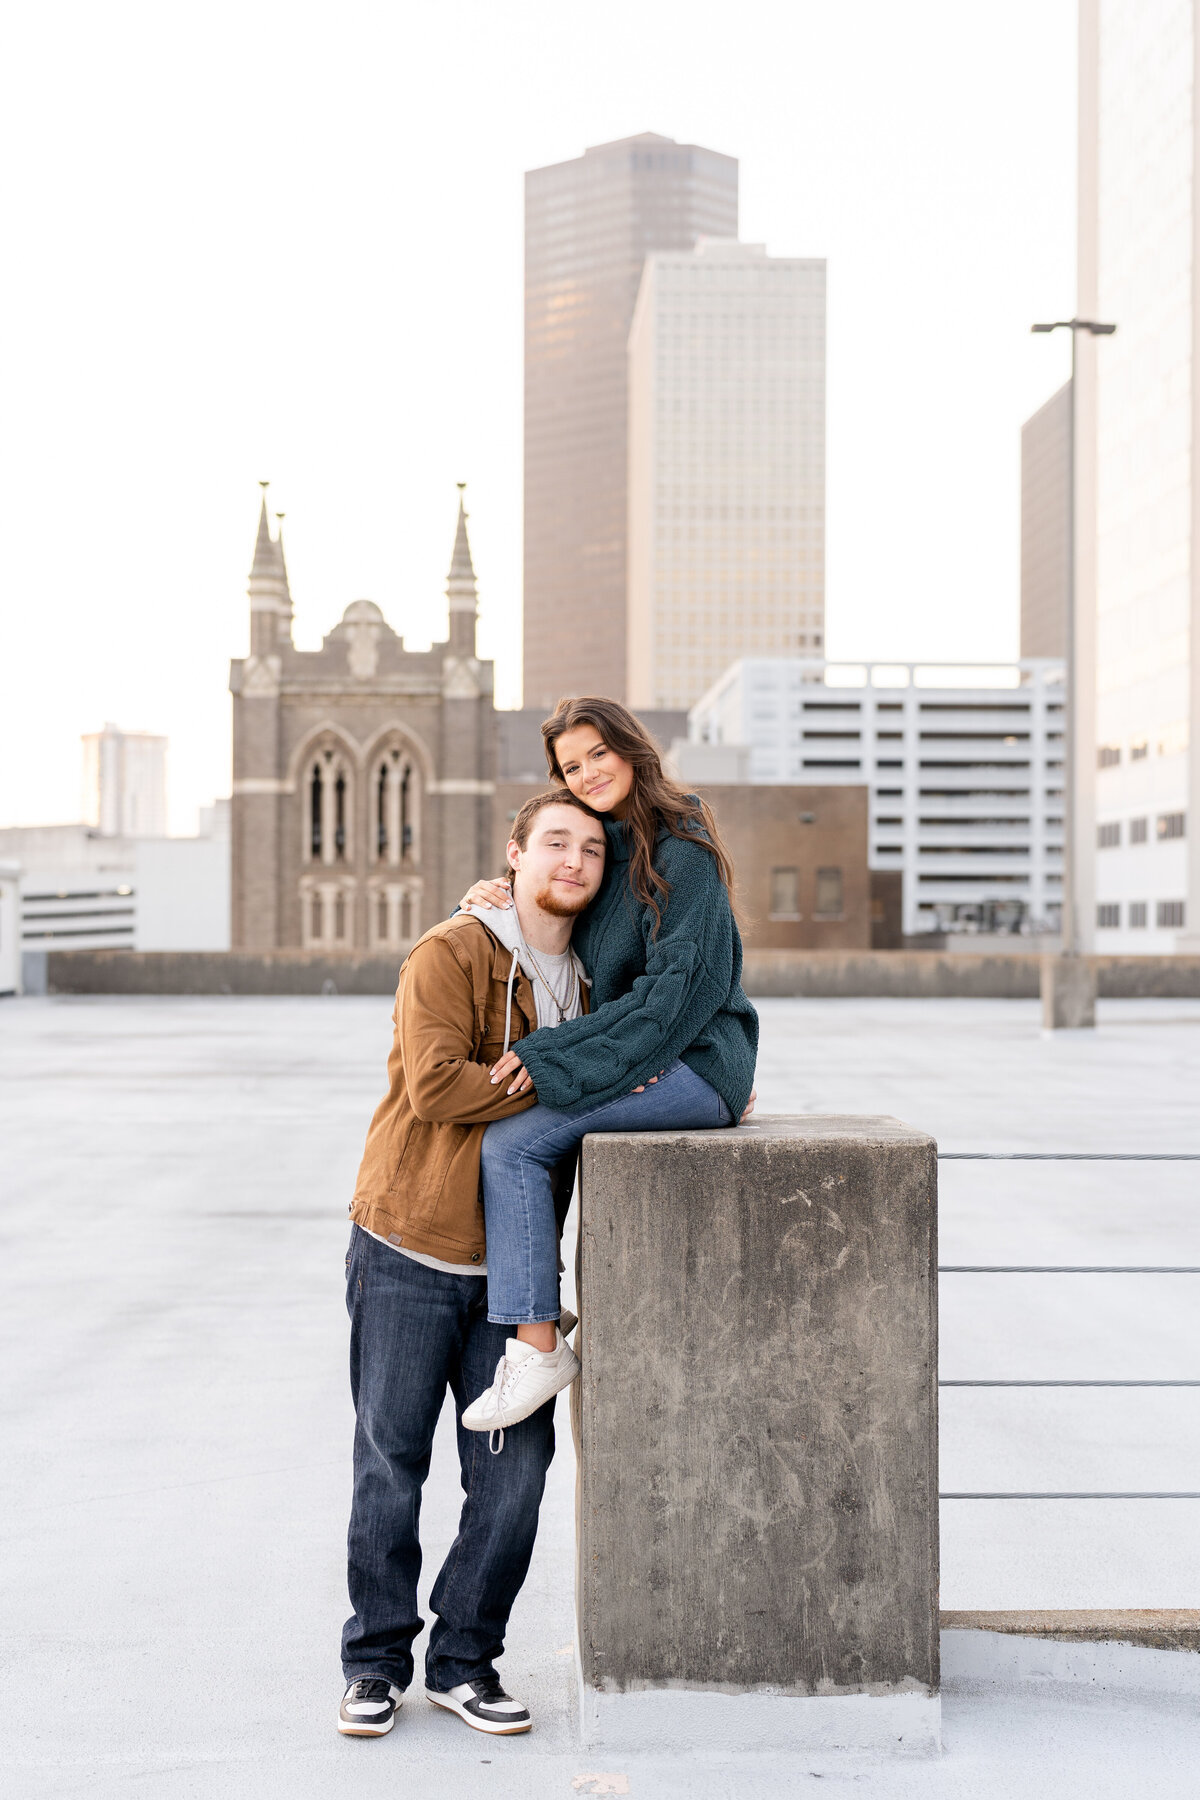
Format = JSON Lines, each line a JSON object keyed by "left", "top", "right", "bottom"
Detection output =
{"left": 334, "top": 891, "right": 347, "bottom": 940}
{"left": 310, "top": 893, "right": 323, "bottom": 938}
{"left": 814, "top": 867, "right": 844, "bottom": 918}
{"left": 1157, "top": 812, "right": 1186, "bottom": 841}
{"left": 377, "top": 765, "right": 389, "bottom": 860}
{"left": 1128, "top": 902, "right": 1148, "bottom": 929}
{"left": 1097, "top": 745, "right": 1121, "bottom": 769}
{"left": 1130, "top": 817, "right": 1148, "bottom": 845}
{"left": 1096, "top": 903, "right": 1120, "bottom": 928}
{"left": 310, "top": 766, "right": 322, "bottom": 860}
{"left": 1097, "top": 822, "right": 1120, "bottom": 849}
{"left": 769, "top": 867, "right": 800, "bottom": 919}
{"left": 377, "top": 893, "right": 388, "bottom": 938}
{"left": 1130, "top": 740, "right": 1149, "bottom": 761}
{"left": 334, "top": 774, "right": 347, "bottom": 860}
{"left": 401, "top": 765, "right": 413, "bottom": 858}
{"left": 1157, "top": 901, "right": 1186, "bottom": 929}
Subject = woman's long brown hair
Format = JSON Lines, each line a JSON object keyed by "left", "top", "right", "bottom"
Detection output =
{"left": 541, "top": 696, "right": 737, "bottom": 935}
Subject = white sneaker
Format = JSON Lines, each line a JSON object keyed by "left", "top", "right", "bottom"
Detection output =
{"left": 425, "top": 1677, "right": 531, "bottom": 1735}
{"left": 461, "top": 1333, "right": 580, "bottom": 1443}
{"left": 338, "top": 1677, "right": 402, "bottom": 1735}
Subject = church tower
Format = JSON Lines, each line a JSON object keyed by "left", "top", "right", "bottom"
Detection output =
{"left": 230, "top": 484, "right": 498, "bottom": 954}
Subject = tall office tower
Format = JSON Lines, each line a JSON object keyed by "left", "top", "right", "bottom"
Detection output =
{"left": 627, "top": 239, "right": 826, "bottom": 711}
{"left": 1020, "top": 382, "right": 1071, "bottom": 660}
{"left": 81, "top": 723, "right": 168, "bottom": 838}
{"left": 1077, "top": 0, "right": 1200, "bottom": 950}
{"left": 523, "top": 133, "right": 738, "bottom": 709}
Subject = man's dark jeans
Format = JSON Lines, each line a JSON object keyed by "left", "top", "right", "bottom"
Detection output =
{"left": 341, "top": 1225, "right": 556, "bottom": 1692}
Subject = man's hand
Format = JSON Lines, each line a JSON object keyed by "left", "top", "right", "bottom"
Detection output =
{"left": 740, "top": 1088, "right": 757, "bottom": 1122}
{"left": 489, "top": 1048, "right": 534, "bottom": 1096}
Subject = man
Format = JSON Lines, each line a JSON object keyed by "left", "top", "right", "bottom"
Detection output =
{"left": 338, "top": 789, "right": 605, "bottom": 1741}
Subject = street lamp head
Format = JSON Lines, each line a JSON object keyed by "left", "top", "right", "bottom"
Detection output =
{"left": 1031, "top": 318, "right": 1117, "bottom": 336}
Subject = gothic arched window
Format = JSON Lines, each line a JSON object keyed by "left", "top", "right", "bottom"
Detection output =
{"left": 334, "top": 774, "right": 347, "bottom": 861}
{"left": 400, "top": 765, "right": 412, "bottom": 859}
{"left": 376, "top": 764, "right": 389, "bottom": 861}
{"left": 310, "top": 892, "right": 323, "bottom": 938}
{"left": 310, "top": 765, "right": 322, "bottom": 860}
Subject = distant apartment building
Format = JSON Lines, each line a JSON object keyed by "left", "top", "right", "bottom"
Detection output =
{"left": 523, "top": 133, "right": 738, "bottom": 709}
{"left": 688, "top": 659, "right": 1066, "bottom": 939}
{"left": 627, "top": 239, "right": 826, "bottom": 712}
{"left": 1020, "top": 381, "right": 1070, "bottom": 661}
{"left": 81, "top": 722, "right": 167, "bottom": 838}
{"left": 1076, "top": 0, "right": 1199, "bottom": 950}
{"left": 0, "top": 806, "right": 230, "bottom": 954}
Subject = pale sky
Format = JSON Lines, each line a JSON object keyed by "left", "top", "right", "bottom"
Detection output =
{"left": 0, "top": 0, "right": 1077, "bottom": 834}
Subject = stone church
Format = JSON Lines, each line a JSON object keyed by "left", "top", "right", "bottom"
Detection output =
{"left": 229, "top": 490, "right": 497, "bottom": 951}
{"left": 230, "top": 489, "right": 873, "bottom": 957}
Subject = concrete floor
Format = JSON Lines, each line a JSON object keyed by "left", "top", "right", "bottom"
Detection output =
{"left": 3, "top": 993, "right": 1200, "bottom": 1798}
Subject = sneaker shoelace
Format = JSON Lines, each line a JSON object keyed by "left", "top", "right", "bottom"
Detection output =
{"left": 346, "top": 1678, "right": 392, "bottom": 1707}
{"left": 485, "top": 1349, "right": 544, "bottom": 1456}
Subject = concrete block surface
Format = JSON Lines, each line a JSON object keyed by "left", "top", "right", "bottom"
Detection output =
{"left": 576, "top": 1115, "right": 939, "bottom": 1746}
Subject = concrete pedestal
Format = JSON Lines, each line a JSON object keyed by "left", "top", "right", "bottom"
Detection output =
{"left": 1041, "top": 953, "right": 1097, "bottom": 1029}
{"left": 575, "top": 1115, "right": 940, "bottom": 1754}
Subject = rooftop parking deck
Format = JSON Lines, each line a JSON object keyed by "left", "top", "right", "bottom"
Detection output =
{"left": 3, "top": 993, "right": 1200, "bottom": 1797}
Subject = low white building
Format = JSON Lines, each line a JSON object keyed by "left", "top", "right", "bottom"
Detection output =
{"left": 0, "top": 804, "right": 231, "bottom": 956}
{"left": 0, "top": 860, "right": 20, "bottom": 994}
{"left": 687, "top": 659, "right": 1066, "bottom": 939}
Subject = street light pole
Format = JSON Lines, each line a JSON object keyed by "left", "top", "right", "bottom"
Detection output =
{"left": 1030, "top": 319, "right": 1115, "bottom": 1001}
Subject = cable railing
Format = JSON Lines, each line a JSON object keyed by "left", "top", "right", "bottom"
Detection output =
{"left": 937, "top": 1152, "right": 1200, "bottom": 1501}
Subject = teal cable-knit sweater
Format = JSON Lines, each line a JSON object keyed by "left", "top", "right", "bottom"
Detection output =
{"left": 513, "top": 815, "right": 759, "bottom": 1120}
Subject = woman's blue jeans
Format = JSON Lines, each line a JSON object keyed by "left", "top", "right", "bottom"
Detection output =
{"left": 480, "top": 1059, "right": 733, "bottom": 1325}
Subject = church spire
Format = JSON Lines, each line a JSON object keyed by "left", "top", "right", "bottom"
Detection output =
{"left": 248, "top": 483, "right": 293, "bottom": 654}
{"left": 251, "top": 486, "right": 276, "bottom": 577}
{"left": 446, "top": 483, "right": 478, "bottom": 656}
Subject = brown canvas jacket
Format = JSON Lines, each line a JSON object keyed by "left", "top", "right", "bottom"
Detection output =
{"left": 349, "top": 912, "right": 587, "bottom": 1265}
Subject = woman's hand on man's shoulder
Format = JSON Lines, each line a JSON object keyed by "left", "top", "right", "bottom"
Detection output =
{"left": 460, "top": 877, "right": 513, "bottom": 912}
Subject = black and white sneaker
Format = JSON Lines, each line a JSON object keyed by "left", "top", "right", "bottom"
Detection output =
{"left": 338, "top": 1677, "right": 402, "bottom": 1736}
{"left": 425, "top": 1677, "right": 532, "bottom": 1735}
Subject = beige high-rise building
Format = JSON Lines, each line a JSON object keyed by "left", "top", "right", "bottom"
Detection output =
{"left": 523, "top": 133, "right": 738, "bottom": 709}
{"left": 1075, "top": 0, "right": 1200, "bottom": 951}
{"left": 81, "top": 723, "right": 167, "bottom": 838}
{"left": 1020, "top": 381, "right": 1071, "bottom": 661}
{"left": 627, "top": 239, "right": 826, "bottom": 712}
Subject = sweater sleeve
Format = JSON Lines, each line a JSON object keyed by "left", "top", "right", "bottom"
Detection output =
{"left": 513, "top": 838, "right": 733, "bottom": 1110}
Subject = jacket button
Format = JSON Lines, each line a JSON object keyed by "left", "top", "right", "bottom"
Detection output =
{"left": 471, "top": 1252, "right": 481, "bottom": 1263}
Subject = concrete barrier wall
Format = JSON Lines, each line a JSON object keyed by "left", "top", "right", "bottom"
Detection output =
{"left": 576, "top": 1116, "right": 940, "bottom": 1753}
{"left": 741, "top": 951, "right": 1200, "bottom": 999}
{"left": 26, "top": 946, "right": 1200, "bottom": 1000}
{"left": 34, "top": 949, "right": 405, "bottom": 997}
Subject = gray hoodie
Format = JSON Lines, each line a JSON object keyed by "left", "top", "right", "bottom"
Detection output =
{"left": 467, "top": 900, "right": 589, "bottom": 1053}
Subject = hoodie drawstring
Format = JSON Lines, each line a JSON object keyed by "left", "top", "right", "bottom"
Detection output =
{"left": 502, "top": 948, "right": 518, "bottom": 1056}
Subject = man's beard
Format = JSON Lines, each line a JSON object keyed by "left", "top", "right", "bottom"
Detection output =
{"left": 532, "top": 880, "right": 592, "bottom": 919}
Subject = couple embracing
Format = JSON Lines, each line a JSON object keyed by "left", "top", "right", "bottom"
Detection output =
{"left": 338, "top": 696, "right": 759, "bottom": 1741}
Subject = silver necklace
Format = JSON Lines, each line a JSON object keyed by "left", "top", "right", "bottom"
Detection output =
{"left": 522, "top": 941, "right": 579, "bottom": 1024}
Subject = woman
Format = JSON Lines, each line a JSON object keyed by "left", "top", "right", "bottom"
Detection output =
{"left": 458, "top": 696, "right": 758, "bottom": 1444}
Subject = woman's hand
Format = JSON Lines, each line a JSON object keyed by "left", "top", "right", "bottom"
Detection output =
{"left": 631, "top": 1070, "right": 664, "bottom": 1093}
{"left": 460, "top": 876, "right": 513, "bottom": 912}
{"left": 489, "top": 1048, "right": 534, "bottom": 1096}
{"left": 740, "top": 1089, "right": 757, "bottom": 1122}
